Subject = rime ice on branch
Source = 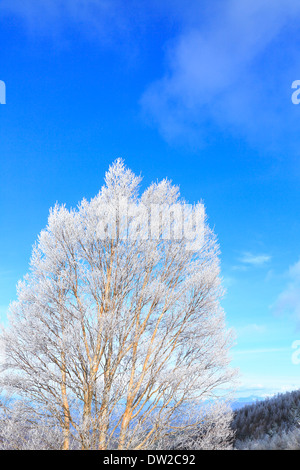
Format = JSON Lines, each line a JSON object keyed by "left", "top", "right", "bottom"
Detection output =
{"left": 0, "top": 159, "right": 236, "bottom": 450}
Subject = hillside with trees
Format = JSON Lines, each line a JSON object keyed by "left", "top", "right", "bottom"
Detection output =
{"left": 233, "top": 389, "right": 300, "bottom": 450}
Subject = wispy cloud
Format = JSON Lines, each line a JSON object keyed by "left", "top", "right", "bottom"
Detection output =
{"left": 238, "top": 252, "right": 272, "bottom": 267}
{"left": 236, "top": 381, "right": 300, "bottom": 399}
{"left": 5, "top": 1, "right": 300, "bottom": 155}
{"left": 236, "top": 323, "right": 266, "bottom": 337}
{"left": 0, "top": 1, "right": 183, "bottom": 43}
{"left": 141, "top": 0, "right": 300, "bottom": 152}
{"left": 233, "top": 347, "right": 289, "bottom": 356}
{"left": 0, "top": 0, "right": 108, "bottom": 27}
{"left": 0, "top": 0, "right": 138, "bottom": 46}
{"left": 273, "top": 259, "right": 300, "bottom": 325}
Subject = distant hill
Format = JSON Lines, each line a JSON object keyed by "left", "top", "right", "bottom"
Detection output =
{"left": 231, "top": 395, "right": 264, "bottom": 411}
{"left": 232, "top": 389, "right": 300, "bottom": 450}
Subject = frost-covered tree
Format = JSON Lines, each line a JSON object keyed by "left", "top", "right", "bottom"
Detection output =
{"left": 0, "top": 159, "right": 235, "bottom": 450}
{"left": 232, "top": 389, "right": 300, "bottom": 449}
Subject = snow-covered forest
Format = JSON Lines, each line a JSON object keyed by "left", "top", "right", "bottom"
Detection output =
{"left": 233, "top": 390, "right": 300, "bottom": 450}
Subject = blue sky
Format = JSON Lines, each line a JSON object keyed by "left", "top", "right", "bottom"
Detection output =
{"left": 1, "top": 0, "right": 300, "bottom": 398}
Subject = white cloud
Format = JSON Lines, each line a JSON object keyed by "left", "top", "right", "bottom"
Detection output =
{"left": 236, "top": 380, "right": 300, "bottom": 399}
{"left": 238, "top": 252, "right": 271, "bottom": 267}
{"left": 233, "top": 347, "right": 289, "bottom": 356}
{"left": 273, "top": 259, "right": 300, "bottom": 324}
{"left": 0, "top": 0, "right": 185, "bottom": 41}
{"left": 222, "top": 275, "right": 236, "bottom": 288}
{"left": 4, "top": 0, "right": 300, "bottom": 154}
{"left": 0, "top": 0, "right": 102, "bottom": 25}
{"left": 0, "top": 0, "right": 136, "bottom": 45}
{"left": 141, "top": 0, "right": 300, "bottom": 151}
